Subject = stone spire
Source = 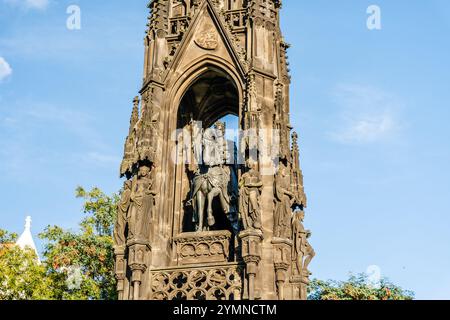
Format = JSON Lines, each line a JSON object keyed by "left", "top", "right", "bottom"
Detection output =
{"left": 291, "top": 132, "right": 307, "bottom": 208}
{"left": 16, "top": 216, "right": 40, "bottom": 262}
{"left": 120, "top": 97, "right": 140, "bottom": 178}
{"left": 130, "top": 96, "right": 140, "bottom": 135}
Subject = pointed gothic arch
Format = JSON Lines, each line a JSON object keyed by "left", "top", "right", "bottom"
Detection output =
{"left": 177, "top": 66, "right": 240, "bottom": 128}
{"left": 166, "top": 62, "right": 242, "bottom": 235}
{"left": 167, "top": 55, "right": 245, "bottom": 123}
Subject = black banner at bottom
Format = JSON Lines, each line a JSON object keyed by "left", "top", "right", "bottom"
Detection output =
{"left": 0, "top": 300, "right": 446, "bottom": 319}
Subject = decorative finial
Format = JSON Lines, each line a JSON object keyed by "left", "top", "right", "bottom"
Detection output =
{"left": 292, "top": 131, "right": 299, "bottom": 145}
{"left": 129, "top": 96, "right": 140, "bottom": 135}
{"left": 25, "top": 216, "right": 32, "bottom": 230}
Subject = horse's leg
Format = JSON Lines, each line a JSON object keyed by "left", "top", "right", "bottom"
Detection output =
{"left": 218, "top": 191, "right": 230, "bottom": 214}
{"left": 207, "top": 188, "right": 221, "bottom": 227}
{"left": 196, "top": 191, "right": 205, "bottom": 231}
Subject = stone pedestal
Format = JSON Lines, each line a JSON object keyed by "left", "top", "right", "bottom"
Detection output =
{"left": 290, "top": 273, "right": 310, "bottom": 300}
{"left": 174, "top": 231, "right": 232, "bottom": 266}
{"left": 239, "top": 229, "right": 264, "bottom": 300}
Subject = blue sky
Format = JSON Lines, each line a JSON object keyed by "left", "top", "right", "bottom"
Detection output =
{"left": 1, "top": 0, "right": 449, "bottom": 299}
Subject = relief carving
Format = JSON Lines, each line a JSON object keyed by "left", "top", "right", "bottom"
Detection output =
{"left": 174, "top": 231, "right": 232, "bottom": 265}
{"left": 194, "top": 24, "right": 219, "bottom": 50}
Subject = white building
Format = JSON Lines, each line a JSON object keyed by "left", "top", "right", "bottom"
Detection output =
{"left": 15, "top": 216, "right": 40, "bottom": 263}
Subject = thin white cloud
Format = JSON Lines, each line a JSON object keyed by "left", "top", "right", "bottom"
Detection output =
{"left": 3, "top": 0, "right": 49, "bottom": 10}
{"left": 332, "top": 111, "right": 397, "bottom": 144}
{"left": 0, "top": 57, "right": 13, "bottom": 81}
{"left": 329, "top": 84, "right": 404, "bottom": 144}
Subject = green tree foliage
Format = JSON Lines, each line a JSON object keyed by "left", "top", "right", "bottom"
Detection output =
{"left": 38, "top": 187, "right": 120, "bottom": 300}
{"left": 0, "top": 229, "right": 18, "bottom": 243}
{"left": 309, "top": 273, "right": 414, "bottom": 300}
{"left": 75, "top": 186, "right": 120, "bottom": 237}
{"left": 0, "top": 246, "right": 52, "bottom": 300}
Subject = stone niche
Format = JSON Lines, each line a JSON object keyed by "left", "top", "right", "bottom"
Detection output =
{"left": 174, "top": 231, "right": 232, "bottom": 266}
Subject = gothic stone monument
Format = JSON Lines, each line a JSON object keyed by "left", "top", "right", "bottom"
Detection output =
{"left": 113, "top": 0, "right": 314, "bottom": 300}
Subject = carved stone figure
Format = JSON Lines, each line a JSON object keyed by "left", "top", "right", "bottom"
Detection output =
{"left": 113, "top": 180, "right": 132, "bottom": 247}
{"left": 239, "top": 159, "right": 263, "bottom": 230}
{"left": 302, "top": 233, "right": 315, "bottom": 277}
{"left": 274, "top": 165, "right": 295, "bottom": 239}
{"left": 203, "top": 122, "right": 226, "bottom": 167}
{"left": 128, "top": 164, "right": 156, "bottom": 241}
{"left": 292, "top": 209, "right": 315, "bottom": 277}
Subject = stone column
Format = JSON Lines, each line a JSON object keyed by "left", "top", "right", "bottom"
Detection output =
{"left": 272, "top": 238, "right": 293, "bottom": 300}
{"left": 274, "top": 263, "right": 289, "bottom": 300}
{"left": 290, "top": 272, "right": 310, "bottom": 300}
{"left": 239, "top": 229, "right": 264, "bottom": 300}
{"left": 127, "top": 240, "right": 151, "bottom": 300}
{"left": 114, "top": 246, "right": 127, "bottom": 300}
{"left": 300, "top": 271, "right": 310, "bottom": 300}
{"left": 290, "top": 276, "right": 302, "bottom": 300}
